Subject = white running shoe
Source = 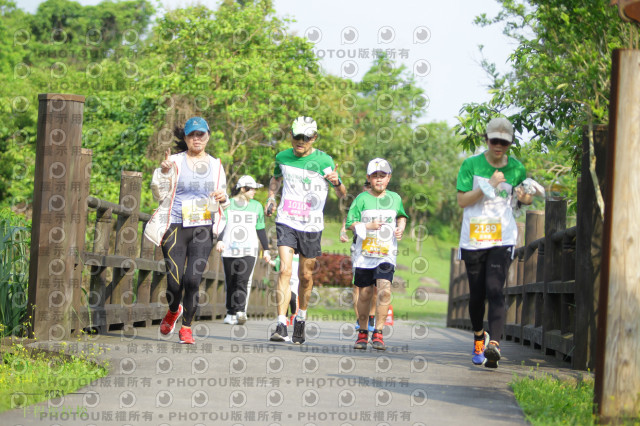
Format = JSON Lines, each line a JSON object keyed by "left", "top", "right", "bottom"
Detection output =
{"left": 223, "top": 314, "right": 238, "bottom": 325}
{"left": 236, "top": 312, "right": 247, "bottom": 325}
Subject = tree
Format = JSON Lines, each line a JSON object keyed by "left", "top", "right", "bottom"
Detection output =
{"left": 0, "top": 0, "right": 156, "bottom": 210}
{"left": 456, "top": 1, "right": 640, "bottom": 173}
{"left": 141, "top": 1, "right": 322, "bottom": 186}
{"left": 345, "top": 56, "right": 463, "bottom": 240}
{"left": 1, "top": 0, "right": 463, "bottom": 238}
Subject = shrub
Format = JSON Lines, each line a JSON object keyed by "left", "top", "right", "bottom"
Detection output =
{"left": 313, "top": 253, "right": 352, "bottom": 287}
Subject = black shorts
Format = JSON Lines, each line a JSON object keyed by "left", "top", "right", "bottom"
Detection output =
{"left": 353, "top": 263, "right": 395, "bottom": 288}
{"left": 276, "top": 223, "right": 322, "bottom": 259}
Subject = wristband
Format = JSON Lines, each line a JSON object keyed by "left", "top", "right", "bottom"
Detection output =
{"left": 332, "top": 178, "right": 343, "bottom": 188}
{"left": 267, "top": 197, "right": 276, "bottom": 202}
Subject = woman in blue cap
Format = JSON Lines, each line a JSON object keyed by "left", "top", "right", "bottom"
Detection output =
{"left": 144, "top": 117, "right": 229, "bottom": 344}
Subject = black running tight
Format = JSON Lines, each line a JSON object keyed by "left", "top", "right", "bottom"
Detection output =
{"left": 460, "top": 246, "right": 513, "bottom": 342}
{"left": 222, "top": 256, "right": 256, "bottom": 315}
{"left": 161, "top": 223, "right": 214, "bottom": 326}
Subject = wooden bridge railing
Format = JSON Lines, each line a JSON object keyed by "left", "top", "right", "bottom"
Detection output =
{"left": 448, "top": 202, "right": 576, "bottom": 359}
{"left": 27, "top": 94, "right": 274, "bottom": 340}
{"left": 447, "top": 125, "right": 608, "bottom": 370}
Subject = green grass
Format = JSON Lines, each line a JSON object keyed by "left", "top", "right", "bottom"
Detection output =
{"left": 319, "top": 217, "right": 457, "bottom": 293}
{"left": 0, "top": 341, "right": 108, "bottom": 413}
{"left": 0, "top": 209, "right": 31, "bottom": 337}
{"left": 511, "top": 372, "right": 597, "bottom": 425}
{"left": 308, "top": 299, "right": 448, "bottom": 324}
{"left": 301, "top": 217, "right": 456, "bottom": 324}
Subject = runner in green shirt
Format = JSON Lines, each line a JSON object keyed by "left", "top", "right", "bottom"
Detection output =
{"left": 457, "top": 117, "right": 534, "bottom": 368}
{"left": 216, "top": 175, "right": 270, "bottom": 325}
{"left": 265, "top": 116, "right": 346, "bottom": 344}
{"left": 347, "top": 158, "right": 408, "bottom": 350}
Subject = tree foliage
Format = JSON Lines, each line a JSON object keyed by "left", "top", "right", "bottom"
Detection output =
{"left": 1, "top": 0, "right": 464, "bottom": 238}
{"left": 456, "top": 1, "right": 640, "bottom": 173}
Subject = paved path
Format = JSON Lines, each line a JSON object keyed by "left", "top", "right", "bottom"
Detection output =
{"left": 2, "top": 318, "right": 580, "bottom": 426}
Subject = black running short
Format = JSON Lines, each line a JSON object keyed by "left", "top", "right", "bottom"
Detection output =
{"left": 353, "top": 262, "right": 395, "bottom": 288}
{"left": 276, "top": 223, "right": 322, "bottom": 259}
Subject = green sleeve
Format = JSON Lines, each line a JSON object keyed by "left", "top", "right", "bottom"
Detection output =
{"left": 273, "top": 160, "right": 282, "bottom": 178}
{"left": 456, "top": 158, "right": 474, "bottom": 192}
{"left": 273, "top": 151, "right": 284, "bottom": 178}
{"left": 396, "top": 194, "right": 409, "bottom": 220}
{"left": 311, "top": 151, "right": 335, "bottom": 175}
{"left": 326, "top": 153, "right": 336, "bottom": 172}
{"left": 517, "top": 163, "right": 527, "bottom": 187}
{"left": 255, "top": 201, "right": 265, "bottom": 230}
{"left": 345, "top": 196, "right": 362, "bottom": 228}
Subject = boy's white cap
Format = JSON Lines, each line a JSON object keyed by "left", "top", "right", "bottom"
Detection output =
{"left": 236, "top": 175, "right": 263, "bottom": 189}
{"left": 486, "top": 117, "right": 514, "bottom": 141}
{"left": 367, "top": 158, "right": 392, "bottom": 175}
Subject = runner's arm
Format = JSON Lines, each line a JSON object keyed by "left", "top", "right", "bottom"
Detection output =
{"left": 257, "top": 228, "right": 269, "bottom": 251}
{"left": 268, "top": 176, "right": 283, "bottom": 199}
{"left": 333, "top": 181, "right": 347, "bottom": 198}
{"left": 515, "top": 186, "right": 533, "bottom": 205}
{"left": 265, "top": 176, "right": 283, "bottom": 216}
{"left": 395, "top": 216, "right": 407, "bottom": 240}
{"left": 457, "top": 189, "right": 484, "bottom": 208}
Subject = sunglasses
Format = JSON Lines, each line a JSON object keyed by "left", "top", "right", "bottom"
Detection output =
{"left": 489, "top": 139, "right": 512, "bottom": 147}
{"left": 292, "top": 133, "right": 315, "bottom": 142}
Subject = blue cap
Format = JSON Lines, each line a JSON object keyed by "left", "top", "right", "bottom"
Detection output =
{"left": 184, "top": 117, "right": 210, "bottom": 135}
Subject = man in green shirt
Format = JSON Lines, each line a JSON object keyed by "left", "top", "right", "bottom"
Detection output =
{"left": 265, "top": 116, "right": 346, "bottom": 344}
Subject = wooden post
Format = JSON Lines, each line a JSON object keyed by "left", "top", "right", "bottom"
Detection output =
{"left": 88, "top": 206, "right": 112, "bottom": 331}
{"left": 70, "top": 148, "right": 92, "bottom": 334}
{"left": 136, "top": 225, "right": 153, "bottom": 303}
{"left": 135, "top": 221, "right": 156, "bottom": 327}
{"left": 561, "top": 233, "right": 575, "bottom": 337}
{"left": 108, "top": 171, "right": 142, "bottom": 309}
{"left": 521, "top": 211, "right": 544, "bottom": 347}
{"left": 574, "top": 125, "right": 607, "bottom": 370}
{"left": 504, "top": 223, "right": 525, "bottom": 341}
{"left": 533, "top": 240, "right": 544, "bottom": 349}
{"left": 27, "top": 94, "right": 85, "bottom": 340}
{"left": 595, "top": 49, "right": 640, "bottom": 421}
{"left": 543, "top": 198, "right": 566, "bottom": 355}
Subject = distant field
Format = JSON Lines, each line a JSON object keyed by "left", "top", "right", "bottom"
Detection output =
{"left": 302, "top": 217, "right": 458, "bottom": 324}
{"left": 318, "top": 218, "right": 457, "bottom": 292}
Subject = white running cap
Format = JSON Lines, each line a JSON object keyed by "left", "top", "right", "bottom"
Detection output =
{"left": 236, "top": 175, "right": 263, "bottom": 189}
{"left": 291, "top": 116, "right": 318, "bottom": 137}
{"left": 367, "top": 158, "right": 392, "bottom": 175}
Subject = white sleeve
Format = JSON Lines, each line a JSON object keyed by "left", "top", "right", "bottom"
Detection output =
{"left": 217, "top": 159, "right": 231, "bottom": 209}
{"left": 150, "top": 167, "right": 174, "bottom": 202}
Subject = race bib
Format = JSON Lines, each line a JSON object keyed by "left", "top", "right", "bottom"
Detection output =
{"left": 282, "top": 199, "right": 310, "bottom": 218}
{"left": 469, "top": 217, "right": 502, "bottom": 246}
{"left": 182, "top": 198, "right": 212, "bottom": 227}
{"left": 361, "top": 229, "right": 392, "bottom": 258}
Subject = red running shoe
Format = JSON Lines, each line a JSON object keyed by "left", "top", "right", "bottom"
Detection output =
{"left": 354, "top": 330, "right": 369, "bottom": 350}
{"left": 371, "top": 329, "right": 386, "bottom": 351}
{"left": 160, "top": 305, "right": 183, "bottom": 335}
{"left": 179, "top": 327, "right": 195, "bottom": 344}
